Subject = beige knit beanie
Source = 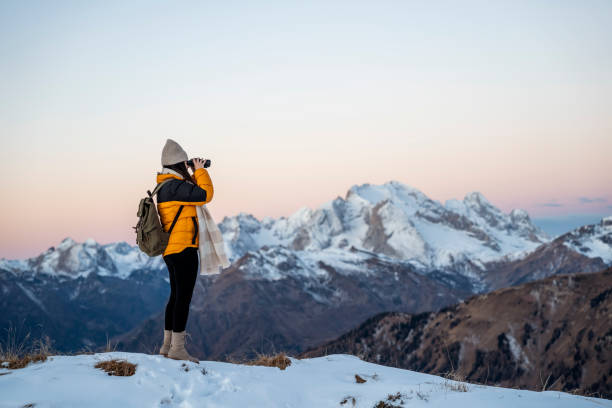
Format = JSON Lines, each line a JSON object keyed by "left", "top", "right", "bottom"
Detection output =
{"left": 161, "top": 138, "right": 189, "bottom": 166}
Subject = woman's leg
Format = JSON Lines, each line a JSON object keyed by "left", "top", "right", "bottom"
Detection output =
{"left": 163, "top": 256, "right": 177, "bottom": 331}
{"left": 170, "top": 247, "right": 199, "bottom": 332}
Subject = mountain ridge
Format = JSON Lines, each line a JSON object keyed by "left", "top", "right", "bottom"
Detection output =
{"left": 2, "top": 180, "right": 554, "bottom": 287}
{"left": 300, "top": 266, "right": 612, "bottom": 398}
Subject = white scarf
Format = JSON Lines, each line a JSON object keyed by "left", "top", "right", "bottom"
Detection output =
{"left": 160, "top": 168, "right": 231, "bottom": 275}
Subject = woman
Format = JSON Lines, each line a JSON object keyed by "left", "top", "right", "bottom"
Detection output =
{"left": 156, "top": 138, "right": 213, "bottom": 363}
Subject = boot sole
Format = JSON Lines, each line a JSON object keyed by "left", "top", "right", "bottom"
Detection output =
{"left": 167, "top": 354, "right": 199, "bottom": 363}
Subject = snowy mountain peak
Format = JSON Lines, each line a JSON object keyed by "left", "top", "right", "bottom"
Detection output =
{"left": 346, "top": 181, "right": 429, "bottom": 208}
{"left": 462, "top": 191, "right": 504, "bottom": 222}
{"left": 561, "top": 215, "right": 612, "bottom": 264}
{"left": 57, "top": 237, "right": 76, "bottom": 250}
{"left": 464, "top": 191, "right": 492, "bottom": 207}
{"left": 510, "top": 208, "right": 530, "bottom": 220}
{"left": 84, "top": 237, "right": 97, "bottom": 246}
{"left": 219, "top": 180, "right": 550, "bottom": 280}
{"left": 290, "top": 206, "right": 313, "bottom": 222}
{"left": 105, "top": 241, "right": 133, "bottom": 255}
{"left": 0, "top": 238, "right": 164, "bottom": 280}
{"left": 220, "top": 212, "right": 262, "bottom": 232}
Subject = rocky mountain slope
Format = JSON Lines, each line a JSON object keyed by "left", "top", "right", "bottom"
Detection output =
{"left": 301, "top": 267, "right": 612, "bottom": 398}
{"left": 115, "top": 245, "right": 472, "bottom": 360}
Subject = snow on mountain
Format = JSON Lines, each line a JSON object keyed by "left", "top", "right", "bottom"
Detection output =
{"left": 561, "top": 216, "right": 612, "bottom": 264}
{"left": 0, "top": 180, "right": 552, "bottom": 282}
{"left": 219, "top": 180, "right": 550, "bottom": 279}
{"left": 0, "top": 238, "right": 165, "bottom": 280}
{"left": 0, "top": 352, "right": 604, "bottom": 407}
{"left": 2, "top": 181, "right": 607, "bottom": 286}
{"left": 236, "top": 245, "right": 389, "bottom": 282}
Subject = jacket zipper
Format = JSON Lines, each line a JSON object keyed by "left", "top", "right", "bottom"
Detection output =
{"left": 191, "top": 216, "right": 198, "bottom": 244}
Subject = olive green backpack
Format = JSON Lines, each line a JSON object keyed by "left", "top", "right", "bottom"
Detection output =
{"left": 133, "top": 179, "right": 185, "bottom": 257}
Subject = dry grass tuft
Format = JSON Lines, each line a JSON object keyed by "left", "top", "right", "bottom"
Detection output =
{"left": 104, "top": 334, "right": 118, "bottom": 353}
{"left": 0, "top": 327, "right": 53, "bottom": 370}
{"left": 243, "top": 352, "right": 292, "bottom": 370}
{"left": 373, "top": 391, "right": 407, "bottom": 407}
{"left": 94, "top": 359, "right": 137, "bottom": 376}
{"left": 2, "top": 352, "right": 48, "bottom": 370}
{"left": 415, "top": 390, "right": 429, "bottom": 401}
{"left": 374, "top": 400, "right": 400, "bottom": 408}
{"left": 386, "top": 392, "right": 402, "bottom": 402}
{"left": 355, "top": 374, "right": 367, "bottom": 383}
{"left": 440, "top": 370, "right": 469, "bottom": 392}
{"left": 443, "top": 380, "right": 468, "bottom": 392}
{"left": 340, "top": 395, "right": 356, "bottom": 406}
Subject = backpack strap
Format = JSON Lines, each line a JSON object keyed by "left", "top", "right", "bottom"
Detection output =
{"left": 147, "top": 179, "right": 175, "bottom": 200}
{"left": 147, "top": 178, "right": 184, "bottom": 234}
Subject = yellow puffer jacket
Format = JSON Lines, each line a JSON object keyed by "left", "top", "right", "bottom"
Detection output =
{"left": 155, "top": 167, "right": 214, "bottom": 257}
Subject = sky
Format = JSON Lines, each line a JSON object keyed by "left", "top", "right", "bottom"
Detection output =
{"left": 1, "top": 0, "right": 611, "bottom": 258}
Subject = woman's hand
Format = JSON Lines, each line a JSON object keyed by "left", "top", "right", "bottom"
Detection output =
{"left": 193, "top": 158, "right": 205, "bottom": 170}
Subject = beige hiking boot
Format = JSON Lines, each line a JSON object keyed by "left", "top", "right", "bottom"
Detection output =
{"left": 159, "top": 329, "right": 172, "bottom": 357}
{"left": 167, "top": 330, "right": 199, "bottom": 363}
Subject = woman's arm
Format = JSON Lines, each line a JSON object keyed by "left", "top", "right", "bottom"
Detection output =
{"left": 192, "top": 167, "right": 213, "bottom": 203}
{"left": 158, "top": 159, "right": 213, "bottom": 205}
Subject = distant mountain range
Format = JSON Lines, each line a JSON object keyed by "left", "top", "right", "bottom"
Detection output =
{"left": 0, "top": 240, "right": 169, "bottom": 351}
{"left": 0, "top": 239, "right": 165, "bottom": 280}
{"left": 1, "top": 181, "right": 610, "bottom": 357}
{"left": 301, "top": 266, "right": 612, "bottom": 399}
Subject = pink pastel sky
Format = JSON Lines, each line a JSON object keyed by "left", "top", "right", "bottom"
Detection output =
{"left": 1, "top": 1, "right": 611, "bottom": 259}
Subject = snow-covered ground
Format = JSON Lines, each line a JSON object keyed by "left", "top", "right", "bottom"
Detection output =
{"left": 1, "top": 352, "right": 608, "bottom": 408}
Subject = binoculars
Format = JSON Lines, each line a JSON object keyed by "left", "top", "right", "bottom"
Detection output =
{"left": 186, "top": 158, "right": 211, "bottom": 168}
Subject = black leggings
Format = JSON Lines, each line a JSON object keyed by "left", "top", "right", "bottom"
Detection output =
{"left": 163, "top": 247, "right": 199, "bottom": 332}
